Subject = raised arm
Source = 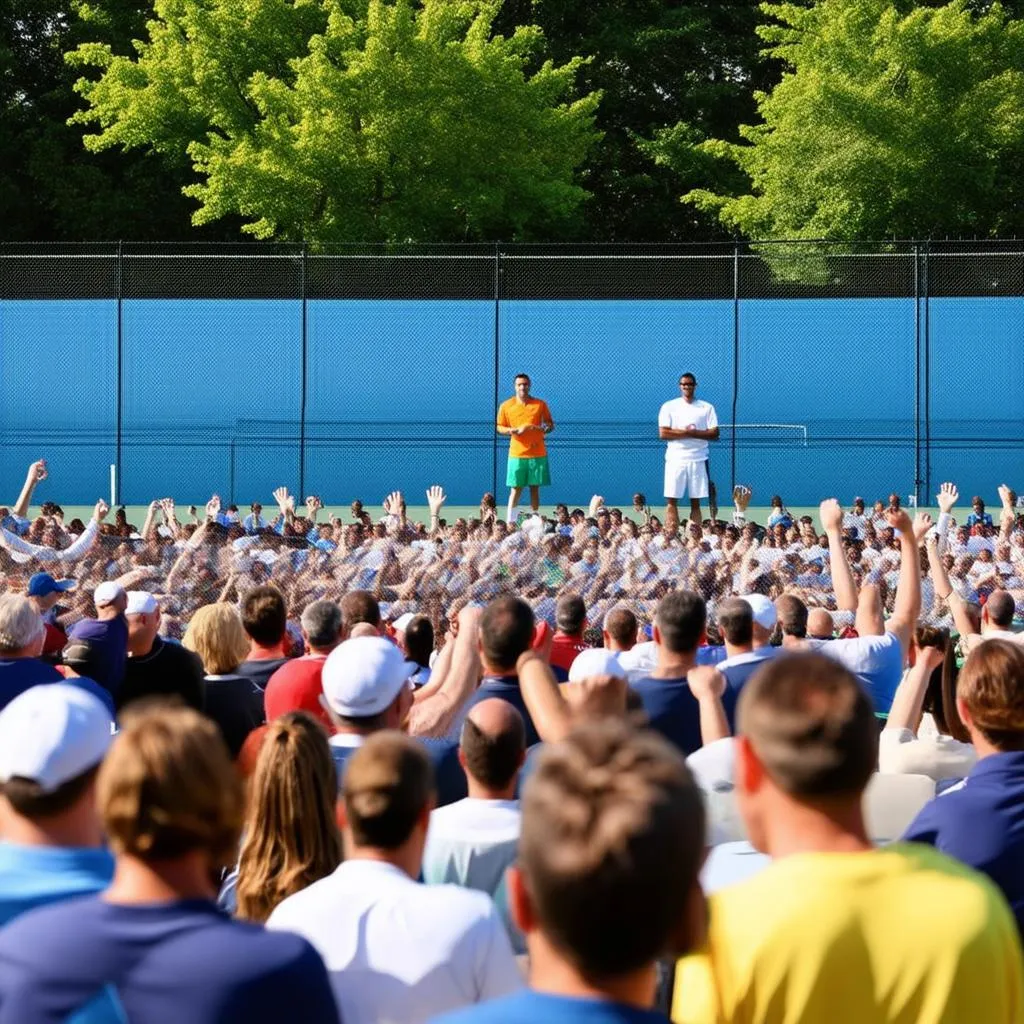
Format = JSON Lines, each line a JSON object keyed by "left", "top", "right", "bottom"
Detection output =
{"left": 688, "top": 666, "right": 731, "bottom": 746}
{"left": 820, "top": 498, "right": 858, "bottom": 612}
{"left": 884, "top": 645, "right": 945, "bottom": 734}
{"left": 12, "top": 460, "right": 47, "bottom": 519}
{"left": 516, "top": 648, "right": 572, "bottom": 744}
{"left": 885, "top": 508, "right": 923, "bottom": 654}
{"left": 926, "top": 535, "right": 978, "bottom": 643}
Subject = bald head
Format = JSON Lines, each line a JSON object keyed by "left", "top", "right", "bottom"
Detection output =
{"left": 460, "top": 698, "right": 526, "bottom": 794}
{"left": 807, "top": 608, "right": 834, "bottom": 640}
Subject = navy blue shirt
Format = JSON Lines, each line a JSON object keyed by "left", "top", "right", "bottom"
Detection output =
{"left": 430, "top": 990, "right": 668, "bottom": 1024}
{"left": 331, "top": 736, "right": 466, "bottom": 807}
{"left": 904, "top": 751, "right": 1024, "bottom": 935}
{"left": 67, "top": 616, "right": 128, "bottom": 695}
{"left": 0, "top": 659, "right": 114, "bottom": 718}
{"left": 464, "top": 676, "right": 541, "bottom": 747}
{"left": 0, "top": 896, "right": 339, "bottom": 1024}
{"left": 631, "top": 674, "right": 737, "bottom": 756}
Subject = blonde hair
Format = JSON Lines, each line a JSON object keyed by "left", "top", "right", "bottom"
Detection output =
{"left": 235, "top": 712, "right": 342, "bottom": 923}
{"left": 183, "top": 603, "right": 250, "bottom": 674}
{"left": 98, "top": 703, "right": 243, "bottom": 868}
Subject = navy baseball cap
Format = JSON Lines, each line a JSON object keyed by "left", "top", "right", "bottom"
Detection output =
{"left": 27, "top": 573, "right": 76, "bottom": 598}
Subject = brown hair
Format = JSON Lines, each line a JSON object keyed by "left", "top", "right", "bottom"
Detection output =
{"left": 3, "top": 765, "right": 100, "bottom": 821}
{"left": 460, "top": 711, "right": 526, "bottom": 790}
{"left": 241, "top": 585, "right": 287, "bottom": 646}
{"left": 915, "top": 627, "right": 969, "bottom": 743}
{"left": 235, "top": 713, "right": 342, "bottom": 923}
{"left": 717, "top": 597, "right": 753, "bottom": 647}
{"left": 738, "top": 653, "right": 877, "bottom": 798}
{"left": 519, "top": 719, "right": 705, "bottom": 979}
{"left": 480, "top": 596, "right": 534, "bottom": 670}
{"left": 98, "top": 704, "right": 243, "bottom": 868}
{"left": 958, "top": 640, "right": 1024, "bottom": 751}
{"left": 341, "top": 590, "right": 381, "bottom": 631}
{"left": 343, "top": 732, "right": 434, "bottom": 849}
{"left": 654, "top": 591, "right": 706, "bottom": 654}
{"left": 775, "top": 594, "right": 808, "bottom": 638}
{"left": 603, "top": 606, "right": 637, "bottom": 648}
{"left": 182, "top": 603, "right": 250, "bottom": 675}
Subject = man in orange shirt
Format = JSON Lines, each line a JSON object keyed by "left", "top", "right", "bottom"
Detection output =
{"left": 496, "top": 373, "right": 555, "bottom": 524}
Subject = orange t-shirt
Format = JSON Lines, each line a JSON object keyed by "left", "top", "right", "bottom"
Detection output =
{"left": 497, "top": 397, "right": 553, "bottom": 459}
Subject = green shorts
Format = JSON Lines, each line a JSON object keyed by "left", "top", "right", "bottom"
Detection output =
{"left": 507, "top": 456, "right": 551, "bottom": 488}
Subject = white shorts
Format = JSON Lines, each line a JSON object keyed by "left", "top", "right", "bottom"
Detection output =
{"left": 664, "top": 459, "right": 709, "bottom": 500}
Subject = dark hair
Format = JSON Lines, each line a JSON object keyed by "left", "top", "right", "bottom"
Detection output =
{"left": 514, "top": 373, "right": 531, "bottom": 384}
{"left": 717, "top": 598, "right": 753, "bottom": 647}
{"left": 241, "top": 585, "right": 287, "bottom": 647}
{"left": 986, "top": 590, "right": 1015, "bottom": 629}
{"left": 738, "top": 653, "right": 877, "bottom": 798}
{"left": 556, "top": 593, "right": 586, "bottom": 635}
{"left": 461, "top": 712, "right": 526, "bottom": 790}
{"left": 654, "top": 591, "right": 706, "bottom": 654}
{"left": 3, "top": 764, "right": 100, "bottom": 821}
{"left": 480, "top": 597, "right": 535, "bottom": 671}
{"left": 520, "top": 720, "right": 705, "bottom": 978}
{"left": 775, "top": 594, "right": 808, "bottom": 638}
{"left": 340, "top": 590, "right": 381, "bottom": 631}
{"left": 679, "top": 372, "right": 696, "bottom": 384}
{"left": 915, "top": 627, "right": 969, "bottom": 743}
{"left": 403, "top": 616, "right": 434, "bottom": 669}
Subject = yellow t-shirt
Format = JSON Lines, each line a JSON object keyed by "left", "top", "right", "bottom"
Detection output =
{"left": 497, "top": 397, "right": 553, "bottom": 459}
{"left": 673, "top": 844, "right": 1024, "bottom": 1024}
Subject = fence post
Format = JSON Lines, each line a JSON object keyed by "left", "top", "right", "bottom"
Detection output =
{"left": 299, "top": 243, "right": 308, "bottom": 501}
{"left": 492, "top": 242, "right": 501, "bottom": 498}
{"left": 115, "top": 240, "right": 123, "bottom": 506}
{"left": 913, "top": 244, "right": 922, "bottom": 506}
{"left": 922, "top": 241, "right": 931, "bottom": 501}
{"left": 731, "top": 243, "right": 740, "bottom": 495}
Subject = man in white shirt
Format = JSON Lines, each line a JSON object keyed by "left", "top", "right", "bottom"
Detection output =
{"left": 658, "top": 372, "right": 719, "bottom": 534}
{"left": 268, "top": 732, "right": 522, "bottom": 1024}
{"left": 423, "top": 699, "right": 526, "bottom": 951}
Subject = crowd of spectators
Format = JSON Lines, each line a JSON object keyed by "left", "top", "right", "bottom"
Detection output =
{"left": 0, "top": 457, "right": 1022, "bottom": 1022}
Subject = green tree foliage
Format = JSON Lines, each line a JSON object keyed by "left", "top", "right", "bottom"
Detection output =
{"left": 652, "top": 0, "right": 1024, "bottom": 240}
{"left": 68, "top": 0, "right": 600, "bottom": 243}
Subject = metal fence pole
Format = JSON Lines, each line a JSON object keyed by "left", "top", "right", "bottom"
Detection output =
{"left": 299, "top": 244, "right": 308, "bottom": 501}
{"left": 492, "top": 243, "right": 501, "bottom": 498}
{"left": 116, "top": 240, "right": 123, "bottom": 506}
{"left": 731, "top": 243, "right": 740, "bottom": 494}
{"left": 922, "top": 242, "right": 931, "bottom": 501}
{"left": 913, "top": 244, "right": 921, "bottom": 505}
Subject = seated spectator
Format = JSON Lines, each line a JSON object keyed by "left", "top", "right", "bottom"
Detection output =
{"left": 879, "top": 626, "right": 976, "bottom": 782}
{"left": 66, "top": 582, "right": 129, "bottom": 696}
{"left": 673, "top": 652, "right": 1024, "bottom": 1023}
{"left": 264, "top": 600, "right": 343, "bottom": 728}
{"left": 237, "top": 585, "right": 291, "bottom": 690}
{"left": 432, "top": 719, "right": 708, "bottom": 1024}
{"left": 550, "top": 593, "right": 588, "bottom": 681}
{"left": 904, "top": 639, "right": 1024, "bottom": 934}
{"left": 119, "top": 591, "right": 205, "bottom": 712}
{"left": 268, "top": 732, "right": 521, "bottom": 1023}
{"left": 422, "top": 699, "right": 526, "bottom": 950}
{"left": 0, "top": 685, "right": 113, "bottom": 926}
{"left": 0, "top": 703, "right": 339, "bottom": 1023}
{"left": 183, "top": 603, "right": 264, "bottom": 758}
{"left": 25, "top": 572, "right": 74, "bottom": 659}
{"left": 229, "top": 712, "right": 342, "bottom": 922}
{"left": 631, "top": 591, "right": 733, "bottom": 755}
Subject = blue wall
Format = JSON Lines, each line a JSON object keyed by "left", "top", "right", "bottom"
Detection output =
{"left": 1, "top": 297, "right": 1021, "bottom": 505}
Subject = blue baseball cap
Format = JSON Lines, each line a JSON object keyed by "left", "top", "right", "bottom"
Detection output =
{"left": 27, "top": 573, "right": 76, "bottom": 598}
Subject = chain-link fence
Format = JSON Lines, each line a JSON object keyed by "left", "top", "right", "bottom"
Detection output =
{"left": 2, "top": 240, "right": 1022, "bottom": 506}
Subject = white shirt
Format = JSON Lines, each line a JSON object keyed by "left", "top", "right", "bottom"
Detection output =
{"left": 878, "top": 726, "right": 977, "bottom": 783}
{"left": 658, "top": 397, "right": 718, "bottom": 462}
{"left": 267, "top": 859, "right": 522, "bottom": 1024}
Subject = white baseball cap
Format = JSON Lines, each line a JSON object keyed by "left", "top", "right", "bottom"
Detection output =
{"left": 742, "top": 594, "right": 777, "bottom": 631}
{"left": 125, "top": 591, "right": 158, "bottom": 616}
{"left": 392, "top": 612, "right": 416, "bottom": 633}
{"left": 0, "top": 684, "right": 113, "bottom": 792}
{"left": 93, "top": 582, "right": 125, "bottom": 608}
{"left": 568, "top": 648, "right": 623, "bottom": 682}
{"left": 321, "top": 636, "right": 416, "bottom": 718}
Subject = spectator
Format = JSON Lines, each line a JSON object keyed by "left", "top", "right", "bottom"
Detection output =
{"left": 243, "top": 502, "right": 266, "bottom": 534}
{"left": 66, "top": 582, "right": 128, "bottom": 696}
{"left": 631, "top": 591, "right": 732, "bottom": 754}
{"left": 341, "top": 589, "right": 382, "bottom": 637}
{"left": 268, "top": 732, "right": 521, "bottom": 1023}
{"left": 432, "top": 719, "right": 708, "bottom": 1024}
{"left": 0, "top": 685, "right": 113, "bottom": 926}
{"left": 119, "top": 591, "right": 205, "bottom": 712}
{"left": 0, "top": 703, "right": 339, "bottom": 1024}
{"left": 422, "top": 699, "right": 526, "bottom": 950}
{"left": 715, "top": 597, "right": 778, "bottom": 705}
{"left": 231, "top": 712, "right": 342, "bottom": 922}
{"left": 237, "top": 585, "right": 291, "bottom": 690}
{"left": 904, "top": 639, "right": 1024, "bottom": 934}
{"left": 183, "top": 603, "right": 264, "bottom": 758}
{"left": 741, "top": 594, "right": 777, "bottom": 650}
{"left": 806, "top": 607, "right": 834, "bottom": 639}
{"left": 25, "top": 572, "right": 74, "bottom": 659}
{"left": 550, "top": 593, "right": 588, "bottom": 682}
{"left": 264, "top": 599, "right": 343, "bottom": 728}
{"left": 674, "top": 652, "right": 1024, "bottom": 1023}
{"left": 394, "top": 612, "right": 434, "bottom": 687}
{"left": 967, "top": 496, "right": 995, "bottom": 529}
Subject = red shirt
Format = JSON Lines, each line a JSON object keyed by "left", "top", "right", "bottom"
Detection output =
{"left": 264, "top": 655, "right": 332, "bottom": 728}
{"left": 550, "top": 632, "right": 587, "bottom": 681}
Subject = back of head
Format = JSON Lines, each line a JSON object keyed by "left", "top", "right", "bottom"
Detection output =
{"left": 460, "top": 699, "right": 526, "bottom": 791}
{"left": 717, "top": 598, "right": 753, "bottom": 647}
{"left": 603, "top": 605, "right": 637, "bottom": 650}
{"left": 300, "top": 600, "right": 343, "bottom": 651}
{"left": 556, "top": 593, "right": 587, "bottom": 636}
{"left": 520, "top": 719, "right": 705, "bottom": 977}
{"left": 738, "top": 653, "right": 876, "bottom": 800}
{"left": 0, "top": 594, "right": 43, "bottom": 656}
{"left": 99, "top": 703, "right": 243, "bottom": 868}
{"left": 654, "top": 591, "right": 706, "bottom": 655}
{"left": 958, "top": 640, "right": 1024, "bottom": 751}
{"left": 403, "top": 616, "right": 434, "bottom": 669}
{"left": 343, "top": 732, "right": 434, "bottom": 849}
{"left": 806, "top": 608, "right": 834, "bottom": 640}
{"left": 183, "top": 603, "right": 250, "bottom": 675}
{"left": 775, "top": 594, "right": 808, "bottom": 639}
{"left": 241, "top": 585, "right": 287, "bottom": 647}
{"left": 985, "top": 590, "right": 1016, "bottom": 630}
{"left": 237, "top": 712, "right": 342, "bottom": 923}
{"left": 341, "top": 590, "right": 381, "bottom": 633}
{"left": 480, "top": 596, "right": 535, "bottom": 672}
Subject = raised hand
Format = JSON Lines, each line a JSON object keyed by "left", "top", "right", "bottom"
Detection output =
{"left": 93, "top": 500, "right": 109, "bottom": 522}
{"left": 819, "top": 498, "right": 844, "bottom": 532}
{"left": 30, "top": 460, "right": 48, "bottom": 483}
{"left": 687, "top": 665, "right": 726, "bottom": 702}
{"left": 733, "top": 484, "right": 752, "bottom": 511}
{"left": 912, "top": 512, "right": 934, "bottom": 543}
{"left": 998, "top": 484, "right": 1015, "bottom": 510}
{"left": 936, "top": 482, "right": 958, "bottom": 514}
{"left": 885, "top": 507, "right": 913, "bottom": 536}
{"left": 588, "top": 495, "right": 605, "bottom": 517}
{"left": 426, "top": 486, "right": 446, "bottom": 517}
{"left": 205, "top": 494, "right": 221, "bottom": 520}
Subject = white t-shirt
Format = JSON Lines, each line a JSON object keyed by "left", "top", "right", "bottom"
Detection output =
{"left": 658, "top": 397, "right": 718, "bottom": 462}
{"left": 878, "top": 726, "right": 977, "bottom": 783}
{"left": 267, "top": 859, "right": 521, "bottom": 1024}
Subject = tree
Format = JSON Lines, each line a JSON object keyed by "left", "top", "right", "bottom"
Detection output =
{"left": 651, "top": 0, "right": 1024, "bottom": 240}
{"left": 68, "top": 0, "right": 600, "bottom": 243}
